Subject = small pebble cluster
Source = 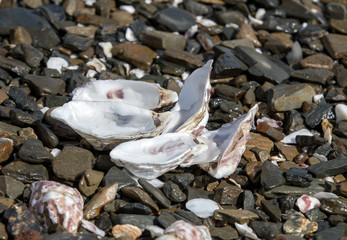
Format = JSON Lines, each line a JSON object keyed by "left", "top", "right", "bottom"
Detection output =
{"left": 0, "top": 0, "right": 346, "bottom": 240}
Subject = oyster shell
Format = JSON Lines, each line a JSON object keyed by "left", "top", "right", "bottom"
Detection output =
{"left": 72, "top": 79, "right": 178, "bottom": 110}
{"left": 51, "top": 101, "right": 171, "bottom": 150}
{"left": 162, "top": 60, "right": 213, "bottom": 134}
{"left": 29, "top": 180, "right": 84, "bottom": 233}
{"left": 110, "top": 132, "right": 212, "bottom": 179}
{"left": 199, "top": 104, "right": 259, "bottom": 179}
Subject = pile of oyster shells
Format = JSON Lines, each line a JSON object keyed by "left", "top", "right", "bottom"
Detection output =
{"left": 51, "top": 60, "right": 258, "bottom": 180}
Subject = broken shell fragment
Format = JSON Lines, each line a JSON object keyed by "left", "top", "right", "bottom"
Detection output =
{"left": 186, "top": 198, "right": 220, "bottom": 218}
{"left": 72, "top": 80, "right": 178, "bottom": 110}
{"left": 29, "top": 180, "right": 84, "bottom": 233}
{"left": 51, "top": 101, "right": 171, "bottom": 150}
{"left": 112, "top": 224, "right": 142, "bottom": 240}
{"left": 110, "top": 133, "right": 211, "bottom": 179}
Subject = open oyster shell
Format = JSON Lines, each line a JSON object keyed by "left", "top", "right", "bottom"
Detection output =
{"left": 110, "top": 132, "right": 212, "bottom": 179}
{"left": 72, "top": 80, "right": 178, "bottom": 110}
{"left": 51, "top": 101, "right": 171, "bottom": 150}
{"left": 162, "top": 60, "right": 213, "bottom": 134}
{"left": 199, "top": 104, "right": 259, "bottom": 179}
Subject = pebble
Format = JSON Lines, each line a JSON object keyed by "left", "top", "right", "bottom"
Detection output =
{"left": 256, "top": 122, "right": 284, "bottom": 141}
{"left": 214, "top": 185, "right": 244, "bottom": 205}
{"left": 52, "top": 145, "right": 94, "bottom": 182}
{"left": 266, "top": 83, "right": 315, "bottom": 112}
{"left": 285, "top": 168, "right": 312, "bottom": 187}
{"left": 186, "top": 198, "right": 219, "bottom": 218}
{"left": 335, "top": 104, "right": 347, "bottom": 123}
{"left": 210, "top": 225, "right": 239, "bottom": 240}
{"left": 330, "top": 19, "right": 347, "bottom": 34}
{"left": 102, "top": 166, "right": 137, "bottom": 189}
{"left": 84, "top": 182, "right": 118, "bottom": 220}
{"left": 291, "top": 68, "right": 335, "bottom": 85}
{"left": 155, "top": 8, "right": 196, "bottom": 32}
{"left": 283, "top": 215, "right": 318, "bottom": 237}
{"left": 140, "top": 30, "right": 186, "bottom": 51}
{"left": 275, "top": 142, "right": 300, "bottom": 161}
{"left": 249, "top": 221, "right": 283, "bottom": 240}
{"left": 0, "top": 175, "right": 25, "bottom": 199}
{"left": 323, "top": 34, "right": 347, "bottom": 59}
{"left": 305, "top": 208, "right": 327, "bottom": 222}
{"left": 138, "top": 179, "right": 171, "bottom": 208}
{"left": 10, "top": 43, "right": 44, "bottom": 68}
{"left": 1, "top": 160, "right": 48, "bottom": 183}
{"left": 214, "top": 209, "right": 259, "bottom": 224}
{"left": 236, "top": 23, "right": 262, "bottom": 47}
{"left": 9, "top": 26, "right": 32, "bottom": 45}
{"left": 118, "top": 203, "right": 152, "bottom": 215}
{"left": 213, "top": 53, "right": 248, "bottom": 78}
{"left": 17, "top": 138, "right": 53, "bottom": 163}
{"left": 261, "top": 200, "right": 282, "bottom": 222}
{"left": 296, "top": 195, "right": 320, "bottom": 213}
{"left": 111, "top": 214, "right": 156, "bottom": 231}
{"left": 78, "top": 169, "right": 104, "bottom": 197}
{"left": 121, "top": 186, "right": 159, "bottom": 212}
{"left": 0, "top": 138, "right": 13, "bottom": 163}
{"left": 162, "top": 49, "right": 204, "bottom": 70}
{"left": 112, "top": 224, "right": 142, "bottom": 240}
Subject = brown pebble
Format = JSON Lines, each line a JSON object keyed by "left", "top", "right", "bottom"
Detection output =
{"left": 0, "top": 138, "right": 13, "bottom": 163}
{"left": 275, "top": 142, "right": 300, "bottom": 161}
{"left": 300, "top": 53, "right": 334, "bottom": 70}
{"left": 293, "top": 152, "right": 309, "bottom": 164}
{"left": 0, "top": 89, "right": 8, "bottom": 104}
{"left": 256, "top": 122, "right": 284, "bottom": 141}
{"left": 323, "top": 34, "right": 347, "bottom": 59}
{"left": 236, "top": 23, "right": 261, "bottom": 47}
{"left": 334, "top": 174, "right": 346, "bottom": 184}
{"left": 9, "top": 26, "right": 32, "bottom": 45}
{"left": 246, "top": 133, "right": 274, "bottom": 153}
{"left": 330, "top": 19, "right": 347, "bottom": 35}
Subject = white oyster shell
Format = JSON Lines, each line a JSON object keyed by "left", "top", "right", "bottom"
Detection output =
{"left": 110, "top": 132, "right": 211, "bottom": 179}
{"left": 29, "top": 180, "right": 84, "bottom": 232}
{"left": 199, "top": 104, "right": 258, "bottom": 179}
{"left": 162, "top": 60, "right": 213, "bottom": 134}
{"left": 72, "top": 79, "right": 178, "bottom": 110}
{"left": 51, "top": 101, "right": 171, "bottom": 150}
{"left": 186, "top": 198, "right": 220, "bottom": 218}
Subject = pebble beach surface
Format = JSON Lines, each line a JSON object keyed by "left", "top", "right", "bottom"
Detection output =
{"left": 0, "top": 0, "right": 347, "bottom": 239}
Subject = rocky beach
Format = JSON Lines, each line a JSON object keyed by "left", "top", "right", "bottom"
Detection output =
{"left": 0, "top": 0, "right": 347, "bottom": 239}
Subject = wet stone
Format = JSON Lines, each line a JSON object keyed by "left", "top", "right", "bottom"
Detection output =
{"left": 1, "top": 160, "right": 48, "bottom": 184}
{"left": 10, "top": 43, "right": 44, "bottom": 68}
{"left": 213, "top": 53, "right": 248, "bottom": 78}
{"left": 9, "top": 109, "right": 41, "bottom": 128}
{"left": 118, "top": 202, "right": 152, "bottom": 215}
{"left": 162, "top": 181, "right": 186, "bottom": 203}
{"left": 140, "top": 30, "right": 186, "bottom": 51}
{"left": 155, "top": 7, "right": 196, "bottom": 32}
{"left": 261, "top": 161, "right": 285, "bottom": 190}
{"left": 313, "top": 223, "right": 347, "bottom": 240}
{"left": 110, "top": 214, "right": 156, "bottom": 231}
{"left": 305, "top": 208, "right": 327, "bottom": 222}
{"left": 0, "top": 175, "right": 24, "bottom": 199}
{"left": 259, "top": 17, "right": 301, "bottom": 34}
{"left": 213, "top": 209, "right": 259, "bottom": 224}
{"left": 17, "top": 138, "right": 53, "bottom": 164}
{"left": 283, "top": 216, "right": 318, "bottom": 237}
{"left": 250, "top": 221, "right": 283, "bottom": 240}
{"left": 290, "top": 68, "right": 334, "bottom": 85}
{"left": 266, "top": 83, "right": 315, "bottom": 112}
{"left": 303, "top": 103, "right": 334, "bottom": 128}
{"left": 214, "top": 84, "right": 246, "bottom": 101}
{"left": 23, "top": 75, "right": 66, "bottom": 97}
{"left": 112, "top": 42, "right": 157, "bottom": 70}
{"left": 4, "top": 203, "right": 42, "bottom": 238}
{"left": 285, "top": 168, "right": 312, "bottom": 188}
{"left": 320, "top": 198, "right": 347, "bottom": 216}
{"left": 102, "top": 166, "right": 137, "bottom": 189}
{"left": 210, "top": 225, "right": 239, "bottom": 240}
{"left": 34, "top": 122, "right": 59, "bottom": 148}
{"left": 261, "top": 200, "right": 282, "bottom": 222}
{"left": 121, "top": 186, "right": 159, "bottom": 212}
{"left": 323, "top": 34, "right": 347, "bottom": 59}
{"left": 52, "top": 145, "right": 94, "bottom": 182}
{"left": 234, "top": 46, "right": 290, "bottom": 84}
{"left": 8, "top": 86, "right": 39, "bottom": 112}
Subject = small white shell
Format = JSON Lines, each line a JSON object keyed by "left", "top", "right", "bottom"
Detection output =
{"left": 235, "top": 223, "right": 260, "bottom": 240}
{"left": 336, "top": 104, "right": 347, "bottom": 123}
{"left": 46, "top": 57, "right": 68, "bottom": 74}
{"left": 296, "top": 195, "right": 320, "bottom": 213}
{"left": 186, "top": 198, "right": 220, "bottom": 218}
{"left": 86, "top": 58, "right": 106, "bottom": 73}
{"left": 81, "top": 219, "right": 105, "bottom": 236}
{"left": 163, "top": 220, "right": 212, "bottom": 240}
{"left": 98, "top": 42, "right": 113, "bottom": 58}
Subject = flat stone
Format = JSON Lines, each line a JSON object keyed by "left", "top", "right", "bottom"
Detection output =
{"left": 118, "top": 202, "right": 152, "bottom": 215}
{"left": 9, "top": 109, "right": 42, "bottom": 128}
{"left": 291, "top": 68, "right": 334, "bottom": 85}
{"left": 256, "top": 122, "right": 284, "bottom": 141}
{"left": 162, "top": 49, "right": 204, "bottom": 70}
{"left": 4, "top": 203, "right": 42, "bottom": 238}
{"left": 246, "top": 132, "right": 274, "bottom": 153}
{"left": 63, "top": 34, "right": 93, "bottom": 52}
{"left": 8, "top": 86, "right": 39, "bottom": 112}
{"left": 9, "top": 26, "right": 32, "bottom": 45}
{"left": 0, "top": 89, "right": 8, "bottom": 105}
{"left": 1, "top": 160, "right": 48, "bottom": 184}
{"left": 300, "top": 53, "right": 334, "bottom": 70}
{"left": 234, "top": 46, "right": 290, "bottom": 84}
{"left": 76, "top": 13, "right": 118, "bottom": 26}
{"left": 325, "top": 87, "right": 347, "bottom": 102}
{"left": 279, "top": 0, "right": 314, "bottom": 19}
{"left": 335, "top": 65, "right": 347, "bottom": 88}
{"left": 214, "top": 185, "right": 243, "bottom": 205}
{"left": 275, "top": 142, "right": 300, "bottom": 161}
{"left": 283, "top": 216, "right": 318, "bottom": 237}
{"left": 52, "top": 145, "right": 94, "bottom": 181}
{"left": 138, "top": 179, "right": 171, "bottom": 208}
{"left": 78, "top": 169, "right": 104, "bottom": 197}
{"left": 261, "top": 161, "right": 285, "bottom": 190}
{"left": 278, "top": 195, "right": 298, "bottom": 213}
{"left": 312, "top": 223, "right": 347, "bottom": 240}
{"left": 214, "top": 209, "right": 259, "bottom": 224}
{"left": 261, "top": 200, "right": 282, "bottom": 222}
{"left": 330, "top": 19, "right": 347, "bottom": 34}
{"left": 326, "top": 1, "right": 347, "bottom": 19}
{"left": 308, "top": 157, "right": 347, "bottom": 178}
{"left": 10, "top": 43, "right": 44, "bottom": 68}
{"left": 155, "top": 7, "right": 196, "bottom": 32}
{"left": 213, "top": 53, "right": 248, "bottom": 78}
{"left": 0, "top": 138, "right": 13, "bottom": 163}
{"left": 214, "top": 84, "right": 246, "bottom": 101}
{"left": 110, "top": 214, "right": 156, "bottom": 231}
{"left": 303, "top": 103, "right": 334, "bottom": 128}
{"left": 64, "top": 25, "right": 98, "bottom": 38}
{"left": 0, "top": 122, "right": 21, "bottom": 136}
{"left": 187, "top": 187, "right": 214, "bottom": 201}
{"left": 323, "top": 34, "right": 347, "bottom": 59}
{"left": 112, "top": 42, "right": 157, "bottom": 70}
{"left": 215, "top": 10, "right": 244, "bottom": 26}
{"left": 222, "top": 39, "right": 254, "bottom": 49}
{"left": 110, "top": 10, "right": 134, "bottom": 27}
{"left": 236, "top": 23, "right": 261, "bottom": 47}
{"left": 140, "top": 30, "right": 186, "bottom": 50}
{"left": 210, "top": 226, "right": 239, "bottom": 240}
{"left": 305, "top": 208, "right": 327, "bottom": 222}
{"left": 263, "top": 181, "right": 325, "bottom": 198}
{"left": 17, "top": 138, "right": 53, "bottom": 164}
{"left": 102, "top": 166, "right": 137, "bottom": 189}
{"left": 258, "top": 17, "right": 301, "bottom": 34}
{"left": 250, "top": 221, "right": 283, "bottom": 240}
{"left": 0, "top": 56, "right": 30, "bottom": 77}
{"left": 121, "top": 186, "right": 159, "bottom": 212}
{"left": 34, "top": 122, "right": 59, "bottom": 148}
{"left": 0, "top": 175, "right": 24, "bottom": 199}
{"left": 285, "top": 168, "right": 312, "bottom": 188}
{"left": 266, "top": 83, "right": 316, "bottom": 112}
{"left": 83, "top": 182, "right": 118, "bottom": 220}
{"left": 23, "top": 75, "right": 66, "bottom": 97}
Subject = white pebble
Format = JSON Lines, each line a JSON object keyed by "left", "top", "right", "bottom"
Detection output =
{"left": 51, "top": 148, "right": 61, "bottom": 157}
{"left": 130, "top": 68, "right": 145, "bottom": 79}
{"left": 40, "top": 107, "right": 49, "bottom": 114}
{"left": 196, "top": 17, "right": 217, "bottom": 27}
{"left": 98, "top": 42, "right": 113, "bottom": 59}
{"left": 313, "top": 94, "right": 326, "bottom": 104}
{"left": 86, "top": 69, "right": 97, "bottom": 78}
{"left": 86, "top": 58, "right": 106, "bottom": 73}
{"left": 255, "top": 8, "right": 266, "bottom": 20}
{"left": 125, "top": 28, "right": 137, "bottom": 42}
{"left": 145, "top": 225, "right": 164, "bottom": 238}
{"left": 46, "top": 57, "right": 68, "bottom": 74}
{"left": 235, "top": 223, "right": 260, "bottom": 240}
{"left": 296, "top": 195, "right": 320, "bottom": 213}
{"left": 84, "top": 0, "right": 96, "bottom": 6}
{"left": 120, "top": 5, "right": 136, "bottom": 14}
{"left": 335, "top": 104, "right": 347, "bottom": 123}
{"left": 281, "top": 129, "right": 313, "bottom": 144}
{"left": 81, "top": 219, "right": 105, "bottom": 237}
{"left": 186, "top": 198, "right": 220, "bottom": 218}
{"left": 181, "top": 71, "right": 190, "bottom": 80}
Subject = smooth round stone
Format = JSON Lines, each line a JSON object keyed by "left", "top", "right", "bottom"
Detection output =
{"left": 162, "top": 181, "right": 186, "bottom": 203}
{"left": 17, "top": 138, "right": 53, "bottom": 164}
{"left": 320, "top": 198, "right": 347, "bottom": 216}
{"left": 110, "top": 214, "right": 156, "bottom": 232}
{"left": 300, "top": 53, "right": 334, "bottom": 70}
{"left": 330, "top": 19, "right": 347, "bottom": 34}
{"left": 34, "top": 123, "right": 59, "bottom": 148}
{"left": 2, "top": 160, "right": 48, "bottom": 184}
{"left": 118, "top": 203, "right": 153, "bottom": 215}
{"left": 326, "top": 2, "right": 347, "bottom": 19}
{"left": 155, "top": 8, "right": 196, "bottom": 33}
{"left": 186, "top": 198, "right": 219, "bottom": 218}
{"left": 296, "top": 195, "right": 320, "bottom": 213}
{"left": 335, "top": 104, "right": 347, "bottom": 123}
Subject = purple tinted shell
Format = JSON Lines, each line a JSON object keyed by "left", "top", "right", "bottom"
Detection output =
{"left": 29, "top": 180, "right": 84, "bottom": 232}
